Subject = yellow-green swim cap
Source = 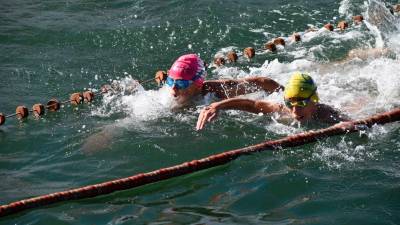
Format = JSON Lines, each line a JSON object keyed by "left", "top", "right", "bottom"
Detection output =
{"left": 284, "top": 72, "right": 319, "bottom": 103}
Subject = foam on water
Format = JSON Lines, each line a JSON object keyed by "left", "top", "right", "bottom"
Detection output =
{"left": 366, "top": 0, "right": 398, "bottom": 33}
{"left": 338, "top": 0, "right": 370, "bottom": 19}
{"left": 216, "top": 4, "right": 399, "bottom": 168}
{"left": 83, "top": 76, "right": 178, "bottom": 153}
{"left": 92, "top": 77, "right": 175, "bottom": 125}
{"left": 89, "top": 0, "right": 400, "bottom": 168}
{"left": 4, "top": 1, "right": 400, "bottom": 223}
{"left": 256, "top": 52, "right": 398, "bottom": 114}
{"left": 121, "top": 87, "right": 174, "bottom": 121}
{"left": 312, "top": 124, "right": 389, "bottom": 169}
{"left": 387, "top": 32, "right": 400, "bottom": 52}
{"left": 339, "top": 0, "right": 352, "bottom": 17}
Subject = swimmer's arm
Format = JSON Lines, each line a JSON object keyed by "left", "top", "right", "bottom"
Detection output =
{"left": 196, "top": 98, "right": 283, "bottom": 130}
{"left": 213, "top": 98, "right": 282, "bottom": 113}
{"left": 202, "top": 77, "right": 283, "bottom": 98}
{"left": 240, "top": 77, "right": 284, "bottom": 94}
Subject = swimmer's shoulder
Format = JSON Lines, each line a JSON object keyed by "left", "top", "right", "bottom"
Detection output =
{"left": 315, "top": 103, "right": 351, "bottom": 124}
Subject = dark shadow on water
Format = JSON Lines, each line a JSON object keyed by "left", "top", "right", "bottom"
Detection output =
{"left": 81, "top": 124, "right": 123, "bottom": 155}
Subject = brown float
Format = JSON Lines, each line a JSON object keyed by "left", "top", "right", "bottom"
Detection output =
{"left": 292, "top": 33, "right": 301, "bottom": 42}
{"left": 15, "top": 106, "right": 29, "bottom": 119}
{"left": 243, "top": 47, "right": 255, "bottom": 58}
{"left": 273, "top": 37, "right": 285, "bottom": 46}
{"left": 337, "top": 21, "right": 348, "bottom": 30}
{"left": 214, "top": 57, "right": 225, "bottom": 66}
{"left": 227, "top": 51, "right": 238, "bottom": 63}
{"left": 265, "top": 42, "right": 277, "bottom": 52}
{"left": 69, "top": 93, "right": 83, "bottom": 105}
{"left": 32, "top": 104, "right": 45, "bottom": 118}
{"left": 0, "top": 113, "right": 5, "bottom": 125}
{"left": 83, "top": 91, "right": 94, "bottom": 103}
{"left": 46, "top": 99, "right": 61, "bottom": 112}
{"left": 324, "top": 23, "right": 334, "bottom": 31}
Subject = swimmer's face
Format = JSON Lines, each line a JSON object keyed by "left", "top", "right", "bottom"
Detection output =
{"left": 290, "top": 105, "right": 314, "bottom": 122}
{"left": 285, "top": 99, "right": 316, "bottom": 122}
{"left": 168, "top": 83, "right": 201, "bottom": 105}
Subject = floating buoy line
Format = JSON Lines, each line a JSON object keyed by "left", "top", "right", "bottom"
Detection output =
{"left": 0, "top": 91, "right": 95, "bottom": 126}
{"left": 1, "top": 6, "right": 400, "bottom": 217}
{"left": 0, "top": 77, "right": 157, "bottom": 127}
{"left": 0, "top": 13, "right": 373, "bottom": 126}
{"left": 211, "top": 16, "right": 367, "bottom": 66}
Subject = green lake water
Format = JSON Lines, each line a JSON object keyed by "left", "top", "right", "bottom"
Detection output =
{"left": 1, "top": 0, "right": 400, "bottom": 224}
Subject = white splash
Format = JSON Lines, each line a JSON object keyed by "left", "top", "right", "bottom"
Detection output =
{"left": 121, "top": 86, "right": 174, "bottom": 121}
{"left": 88, "top": 0, "right": 400, "bottom": 167}
{"left": 92, "top": 76, "right": 174, "bottom": 122}
{"left": 339, "top": 0, "right": 352, "bottom": 17}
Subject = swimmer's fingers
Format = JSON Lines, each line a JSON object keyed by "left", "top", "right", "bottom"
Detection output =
{"left": 196, "top": 108, "right": 208, "bottom": 130}
{"left": 196, "top": 106, "right": 218, "bottom": 130}
{"left": 207, "top": 111, "right": 217, "bottom": 122}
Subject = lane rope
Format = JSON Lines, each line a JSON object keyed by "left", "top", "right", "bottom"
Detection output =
{"left": 1, "top": 107, "right": 399, "bottom": 217}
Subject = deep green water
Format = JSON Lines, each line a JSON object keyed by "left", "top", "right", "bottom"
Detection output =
{"left": 1, "top": 0, "right": 400, "bottom": 224}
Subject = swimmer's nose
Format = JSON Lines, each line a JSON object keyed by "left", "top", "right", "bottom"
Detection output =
{"left": 170, "top": 86, "right": 178, "bottom": 97}
{"left": 292, "top": 106, "right": 304, "bottom": 120}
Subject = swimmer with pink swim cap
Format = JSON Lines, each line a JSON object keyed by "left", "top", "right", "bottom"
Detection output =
{"left": 167, "top": 54, "right": 206, "bottom": 89}
{"left": 156, "top": 53, "right": 284, "bottom": 108}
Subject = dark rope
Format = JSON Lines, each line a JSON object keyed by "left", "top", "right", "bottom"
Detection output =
{"left": 1, "top": 107, "right": 399, "bottom": 217}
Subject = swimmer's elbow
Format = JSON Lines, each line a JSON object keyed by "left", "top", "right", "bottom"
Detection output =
{"left": 257, "top": 77, "right": 284, "bottom": 92}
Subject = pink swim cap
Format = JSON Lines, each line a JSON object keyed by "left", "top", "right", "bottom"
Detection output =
{"left": 168, "top": 54, "right": 206, "bottom": 87}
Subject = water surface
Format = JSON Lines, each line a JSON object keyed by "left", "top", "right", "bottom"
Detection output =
{"left": 1, "top": 0, "right": 400, "bottom": 224}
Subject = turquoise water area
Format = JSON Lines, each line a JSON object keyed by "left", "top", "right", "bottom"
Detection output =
{"left": 1, "top": 0, "right": 400, "bottom": 224}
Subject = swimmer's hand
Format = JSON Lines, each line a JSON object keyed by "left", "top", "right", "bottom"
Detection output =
{"left": 155, "top": 70, "right": 167, "bottom": 86}
{"left": 196, "top": 104, "right": 219, "bottom": 131}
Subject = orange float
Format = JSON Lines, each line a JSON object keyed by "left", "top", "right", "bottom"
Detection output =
{"left": 16, "top": 106, "right": 29, "bottom": 119}
{"left": 32, "top": 104, "right": 45, "bottom": 118}
{"left": 243, "top": 47, "right": 255, "bottom": 58}
{"left": 83, "top": 91, "right": 94, "bottom": 103}
{"left": 69, "top": 93, "right": 83, "bottom": 105}
{"left": 46, "top": 99, "right": 60, "bottom": 112}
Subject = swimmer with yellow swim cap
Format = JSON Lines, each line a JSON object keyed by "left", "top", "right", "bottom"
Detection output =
{"left": 196, "top": 72, "right": 349, "bottom": 130}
